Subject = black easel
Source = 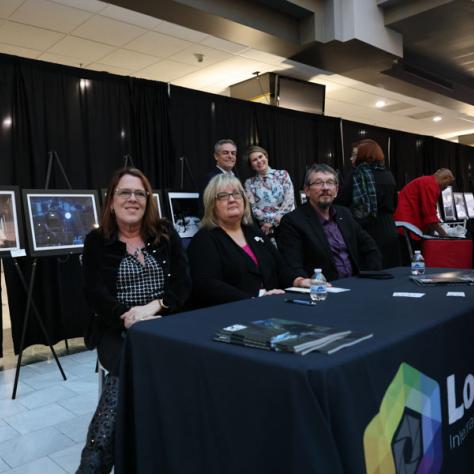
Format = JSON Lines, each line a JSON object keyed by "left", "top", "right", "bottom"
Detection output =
{"left": 123, "top": 154, "right": 135, "bottom": 168}
{"left": 178, "top": 156, "right": 198, "bottom": 191}
{"left": 11, "top": 150, "right": 71, "bottom": 399}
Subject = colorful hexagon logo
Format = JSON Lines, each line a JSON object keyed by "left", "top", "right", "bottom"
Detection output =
{"left": 363, "top": 363, "right": 442, "bottom": 474}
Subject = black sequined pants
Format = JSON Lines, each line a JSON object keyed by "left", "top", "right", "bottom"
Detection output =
{"left": 76, "top": 375, "right": 119, "bottom": 474}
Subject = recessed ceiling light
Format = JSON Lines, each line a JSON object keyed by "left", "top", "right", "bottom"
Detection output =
{"left": 375, "top": 100, "right": 386, "bottom": 108}
{"left": 432, "top": 116, "right": 442, "bottom": 122}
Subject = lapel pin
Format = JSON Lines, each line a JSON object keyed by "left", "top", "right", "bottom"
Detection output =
{"left": 254, "top": 236, "right": 264, "bottom": 243}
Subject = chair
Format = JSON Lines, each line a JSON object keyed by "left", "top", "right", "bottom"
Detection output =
{"left": 96, "top": 358, "right": 107, "bottom": 396}
{"left": 395, "top": 221, "right": 472, "bottom": 269}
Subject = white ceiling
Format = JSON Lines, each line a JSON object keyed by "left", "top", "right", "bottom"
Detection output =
{"left": 0, "top": 0, "right": 473, "bottom": 142}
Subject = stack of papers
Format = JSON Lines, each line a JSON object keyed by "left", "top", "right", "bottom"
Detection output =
{"left": 213, "top": 318, "right": 372, "bottom": 355}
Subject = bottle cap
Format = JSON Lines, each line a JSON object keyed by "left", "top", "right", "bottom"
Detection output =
{"left": 414, "top": 250, "right": 421, "bottom": 254}
{"left": 314, "top": 268, "right": 321, "bottom": 272}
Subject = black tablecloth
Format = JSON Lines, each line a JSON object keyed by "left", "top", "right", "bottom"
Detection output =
{"left": 115, "top": 268, "right": 474, "bottom": 474}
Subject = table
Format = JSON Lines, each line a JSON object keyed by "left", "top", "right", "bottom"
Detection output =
{"left": 115, "top": 268, "right": 474, "bottom": 474}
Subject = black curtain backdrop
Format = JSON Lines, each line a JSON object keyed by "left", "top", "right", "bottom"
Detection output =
{"left": 0, "top": 52, "right": 472, "bottom": 355}
{"left": 391, "top": 132, "right": 424, "bottom": 187}
{"left": 168, "top": 86, "right": 217, "bottom": 192}
{"left": 255, "top": 105, "right": 320, "bottom": 192}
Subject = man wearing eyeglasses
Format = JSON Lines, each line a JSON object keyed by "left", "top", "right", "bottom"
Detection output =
{"left": 277, "top": 163, "right": 382, "bottom": 282}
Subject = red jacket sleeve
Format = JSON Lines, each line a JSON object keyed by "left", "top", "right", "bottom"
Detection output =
{"left": 420, "top": 180, "right": 440, "bottom": 229}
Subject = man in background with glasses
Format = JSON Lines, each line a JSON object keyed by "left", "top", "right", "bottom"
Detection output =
{"left": 277, "top": 163, "right": 381, "bottom": 283}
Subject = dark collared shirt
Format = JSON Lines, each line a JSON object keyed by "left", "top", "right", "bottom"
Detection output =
{"left": 315, "top": 206, "right": 353, "bottom": 278}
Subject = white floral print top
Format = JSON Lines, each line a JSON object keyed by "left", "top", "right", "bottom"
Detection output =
{"left": 244, "top": 168, "right": 295, "bottom": 226}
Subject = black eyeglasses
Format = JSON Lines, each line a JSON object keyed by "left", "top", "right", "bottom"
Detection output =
{"left": 308, "top": 180, "right": 337, "bottom": 188}
{"left": 115, "top": 188, "right": 148, "bottom": 200}
{"left": 216, "top": 191, "right": 243, "bottom": 201}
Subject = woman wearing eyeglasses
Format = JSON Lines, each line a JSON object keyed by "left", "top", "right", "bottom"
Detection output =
{"left": 187, "top": 174, "right": 307, "bottom": 308}
{"left": 77, "top": 167, "right": 190, "bottom": 473}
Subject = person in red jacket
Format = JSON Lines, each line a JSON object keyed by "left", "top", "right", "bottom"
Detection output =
{"left": 394, "top": 168, "right": 455, "bottom": 238}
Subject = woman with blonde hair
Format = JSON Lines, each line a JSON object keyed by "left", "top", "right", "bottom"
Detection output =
{"left": 188, "top": 174, "right": 307, "bottom": 307}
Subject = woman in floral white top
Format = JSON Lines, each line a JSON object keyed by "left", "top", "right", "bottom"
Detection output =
{"left": 244, "top": 146, "right": 295, "bottom": 235}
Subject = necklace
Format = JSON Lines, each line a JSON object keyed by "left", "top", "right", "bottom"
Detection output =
{"left": 133, "top": 247, "right": 143, "bottom": 257}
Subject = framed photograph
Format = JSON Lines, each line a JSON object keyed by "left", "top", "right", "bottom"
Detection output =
{"left": 299, "top": 190, "right": 307, "bottom": 205}
{"left": 453, "top": 192, "right": 468, "bottom": 220}
{"left": 464, "top": 193, "right": 474, "bottom": 219}
{"left": 153, "top": 190, "right": 163, "bottom": 218}
{"left": 0, "top": 186, "right": 25, "bottom": 255}
{"left": 167, "top": 191, "right": 200, "bottom": 238}
{"left": 441, "top": 186, "right": 456, "bottom": 221}
{"left": 22, "top": 190, "right": 100, "bottom": 256}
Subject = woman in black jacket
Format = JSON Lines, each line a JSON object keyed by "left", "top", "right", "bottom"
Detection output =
{"left": 188, "top": 174, "right": 307, "bottom": 308}
{"left": 77, "top": 167, "right": 190, "bottom": 473}
{"left": 338, "top": 138, "right": 400, "bottom": 268}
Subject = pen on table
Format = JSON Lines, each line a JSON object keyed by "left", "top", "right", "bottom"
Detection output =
{"left": 285, "top": 298, "right": 313, "bottom": 306}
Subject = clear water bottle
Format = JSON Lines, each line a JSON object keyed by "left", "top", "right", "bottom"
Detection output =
{"left": 411, "top": 250, "right": 425, "bottom": 276}
{"left": 310, "top": 268, "right": 328, "bottom": 303}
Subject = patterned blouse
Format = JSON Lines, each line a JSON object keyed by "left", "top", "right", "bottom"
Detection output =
{"left": 116, "top": 249, "right": 165, "bottom": 307}
{"left": 244, "top": 168, "right": 295, "bottom": 226}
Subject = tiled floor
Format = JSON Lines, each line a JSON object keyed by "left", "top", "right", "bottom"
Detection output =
{"left": 0, "top": 349, "right": 99, "bottom": 473}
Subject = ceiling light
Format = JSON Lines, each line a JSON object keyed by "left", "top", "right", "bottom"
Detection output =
{"left": 433, "top": 116, "right": 443, "bottom": 122}
{"left": 375, "top": 100, "right": 386, "bottom": 108}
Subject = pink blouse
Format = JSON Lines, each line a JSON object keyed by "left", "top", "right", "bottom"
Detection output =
{"left": 242, "top": 244, "right": 259, "bottom": 267}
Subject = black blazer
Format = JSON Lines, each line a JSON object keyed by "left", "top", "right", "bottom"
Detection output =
{"left": 200, "top": 167, "right": 239, "bottom": 197}
{"left": 201, "top": 166, "right": 223, "bottom": 191}
{"left": 187, "top": 225, "right": 298, "bottom": 307}
{"left": 276, "top": 203, "right": 382, "bottom": 281}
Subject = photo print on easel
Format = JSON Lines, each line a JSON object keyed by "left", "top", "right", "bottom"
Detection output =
{"left": 464, "top": 193, "right": 474, "bottom": 219}
{"left": 441, "top": 186, "right": 456, "bottom": 221}
{"left": 453, "top": 192, "right": 468, "bottom": 220}
{"left": 23, "top": 190, "right": 100, "bottom": 256}
{"left": 167, "top": 192, "right": 200, "bottom": 238}
{"left": 0, "top": 187, "right": 24, "bottom": 255}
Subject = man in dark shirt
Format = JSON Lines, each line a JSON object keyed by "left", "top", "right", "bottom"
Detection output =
{"left": 199, "top": 139, "right": 238, "bottom": 216}
{"left": 277, "top": 163, "right": 382, "bottom": 282}
{"left": 201, "top": 139, "right": 237, "bottom": 191}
